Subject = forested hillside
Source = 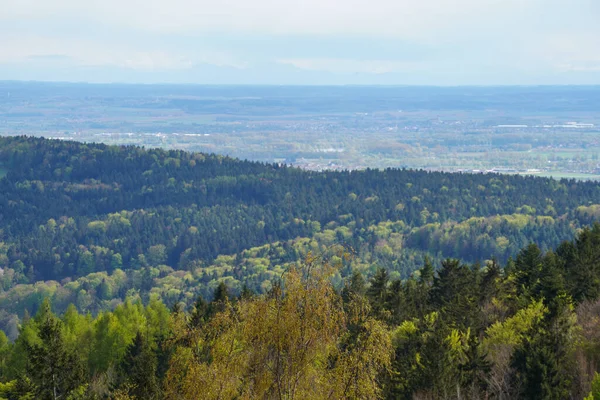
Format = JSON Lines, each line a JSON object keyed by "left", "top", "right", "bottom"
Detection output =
{"left": 2, "top": 229, "right": 600, "bottom": 399}
{"left": 1, "top": 136, "right": 600, "bottom": 398}
{"left": 1, "top": 136, "right": 600, "bottom": 336}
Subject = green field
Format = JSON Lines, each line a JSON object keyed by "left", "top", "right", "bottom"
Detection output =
{"left": 533, "top": 172, "right": 600, "bottom": 181}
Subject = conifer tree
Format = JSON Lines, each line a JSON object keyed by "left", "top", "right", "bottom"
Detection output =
{"left": 511, "top": 316, "right": 573, "bottom": 400}
{"left": 341, "top": 270, "right": 366, "bottom": 304}
{"left": 431, "top": 259, "right": 479, "bottom": 329}
{"left": 189, "top": 295, "right": 208, "bottom": 328}
{"left": 419, "top": 256, "right": 435, "bottom": 287}
{"left": 25, "top": 300, "right": 85, "bottom": 400}
{"left": 117, "top": 332, "right": 161, "bottom": 400}
{"left": 367, "top": 268, "right": 389, "bottom": 318}
{"left": 208, "top": 281, "right": 230, "bottom": 317}
{"left": 239, "top": 283, "right": 254, "bottom": 300}
{"left": 514, "top": 243, "right": 543, "bottom": 299}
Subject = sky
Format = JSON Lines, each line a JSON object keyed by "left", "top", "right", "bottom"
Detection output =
{"left": 1, "top": 0, "right": 600, "bottom": 85}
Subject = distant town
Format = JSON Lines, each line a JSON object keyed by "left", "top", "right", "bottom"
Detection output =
{"left": 2, "top": 82, "right": 600, "bottom": 180}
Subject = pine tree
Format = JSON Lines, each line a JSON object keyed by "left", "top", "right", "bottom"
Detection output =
{"left": 117, "top": 332, "right": 161, "bottom": 400}
{"left": 419, "top": 256, "right": 435, "bottom": 287}
{"left": 367, "top": 268, "right": 389, "bottom": 318}
{"left": 559, "top": 224, "right": 600, "bottom": 303}
{"left": 514, "top": 243, "right": 543, "bottom": 299}
{"left": 189, "top": 295, "right": 208, "bottom": 328}
{"left": 170, "top": 301, "right": 185, "bottom": 315}
{"left": 212, "top": 281, "right": 229, "bottom": 303}
{"left": 431, "top": 259, "right": 479, "bottom": 329}
{"left": 208, "top": 281, "right": 230, "bottom": 317}
{"left": 511, "top": 318, "right": 571, "bottom": 400}
{"left": 25, "top": 301, "right": 85, "bottom": 400}
{"left": 341, "top": 270, "right": 366, "bottom": 304}
{"left": 239, "top": 283, "right": 254, "bottom": 300}
{"left": 386, "top": 279, "right": 407, "bottom": 324}
{"left": 480, "top": 258, "right": 502, "bottom": 304}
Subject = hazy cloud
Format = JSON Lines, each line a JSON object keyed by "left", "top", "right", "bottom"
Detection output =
{"left": 0, "top": 0, "right": 599, "bottom": 83}
{"left": 277, "top": 58, "right": 423, "bottom": 74}
{"left": 0, "top": 0, "right": 556, "bottom": 39}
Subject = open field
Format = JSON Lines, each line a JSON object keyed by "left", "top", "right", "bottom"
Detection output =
{"left": 534, "top": 172, "right": 600, "bottom": 181}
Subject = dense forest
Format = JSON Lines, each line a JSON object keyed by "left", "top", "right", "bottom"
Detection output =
{"left": 1, "top": 137, "right": 600, "bottom": 335}
{"left": 2, "top": 229, "right": 600, "bottom": 399}
{"left": 1, "top": 136, "right": 600, "bottom": 398}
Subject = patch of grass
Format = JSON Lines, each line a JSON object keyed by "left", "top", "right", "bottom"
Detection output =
{"left": 536, "top": 172, "right": 600, "bottom": 181}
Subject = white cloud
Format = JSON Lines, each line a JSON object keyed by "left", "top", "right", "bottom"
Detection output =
{"left": 1, "top": 0, "right": 599, "bottom": 83}
{"left": 0, "top": 0, "right": 569, "bottom": 40}
{"left": 278, "top": 58, "right": 423, "bottom": 74}
{"left": 557, "top": 63, "right": 600, "bottom": 73}
{"left": 529, "top": 32, "right": 600, "bottom": 73}
{"left": 0, "top": 34, "right": 247, "bottom": 70}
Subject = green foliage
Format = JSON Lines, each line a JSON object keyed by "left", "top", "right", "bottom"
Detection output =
{"left": 0, "top": 137, "right": 600, "bottom": 398}
{"left": 0, "top": 230, "right": 596, "bottom": 398}
{"left": 117, "top": 332, "right": 161, "bottom": 399}
{"left": 24, "top": 300, "right": 86, "bottom": 400}
{"left": 586, "top": 372, "right": 600, "bottom": 399}
{"left": 511, "top": 311, "right": 575, "bottom": 400}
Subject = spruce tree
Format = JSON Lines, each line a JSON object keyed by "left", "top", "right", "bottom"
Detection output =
{"left": 212, "top": 281, "right": 229, "bottom": 303}
{"left": 207, "top": 281, "right": 230, "bottom": 317}
{"left": 189, "top": 295, "right": 209, "bottom": 328}
{"left": 431, "top": 259, "right": 479, "bottom": 330}
{"left": 419, "top": 256, "right": 435, "bottom": 287}
{"left": 25, "top": 301, "right": 85, "bottom": 400}
{"left": 514, "top": 243, "right": 543, "bottom": 299}
{"left": 367, "top": 268, "right": 389, "bottom": 318}
{"left": 118, "top": 332, "right": 161, "bottom": 400}
{"left": 239, "top": 283, "right": 254, "bottom": 300}
{"left": 341, "top": 270, "right": 366, "bottom": 304}
{"left": 511, "top": 316, "right": 573, "bottom": 400}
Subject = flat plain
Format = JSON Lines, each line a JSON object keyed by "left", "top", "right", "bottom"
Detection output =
{"left": 2, "top": 82, "right": 600, "bottom": 177}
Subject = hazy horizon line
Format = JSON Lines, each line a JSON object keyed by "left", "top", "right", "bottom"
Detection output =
{"left": 3, "top": 79, "right": 600, "bottom": 88}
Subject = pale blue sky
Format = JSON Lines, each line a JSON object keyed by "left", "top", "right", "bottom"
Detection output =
{"left": 1, "top": 0, "right": 599, "bottom": 85}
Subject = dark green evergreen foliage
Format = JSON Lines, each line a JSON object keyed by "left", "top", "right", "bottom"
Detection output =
{"left": 154, "top": 334, "right": 174, "bottom": 388}
{"left": 479, "top": 258, "right": 502, "bottom": 303}
{"left": 206, "top": 281, "right": 230, "bottom": 318}
{"left": 1, "top": 136, "right": 599, "bottom": 287}
{"left": 385, "top": 279, "right": 407, "bottom": 324}
{"left": 458, "top": 334, "right": 491, "bottom": 396}
{"left": 514, "top": 243, "right": 544, "bottom": 298}
{"left": 400, "top": 278, "right": 422, "bottom": 321}
{"left": 189, "top": 295, "right": 209, "bottom": 328}
{"left": 24, "top": 301, "right": 85, "bottom": 400}
{"left": 430, "top": 259, "right": 480, "bottom": 329}
{"left": 514, "top": 244, "right": 571, "bottom": 316}
{"left": 117, "top": 332, "right": 161, "bottom": 400}
{"left": 385, "top": 317, "right": 440, "bottom": 399}
{"left": 559, "top": 224, "right": 600, "bottom": 303}
{"left": 367, "top": 268, "right": 390, "bottom": 319}
{"left": 536, "top": 251, "right": 569, "bottom": 316}
{"left": 511, "top": 314, "right": 574, "bottom": 400}
{"left": 170, "top": 301, "right": 185, "bottom": 315}
{"left": 377, "top": 233, "right": 595, "bottom": 399}
{"left": 212, "top": 281, "right": 229, "bottom": 303}
{"left": 341, "top": 270, "right": 366, "bottom": 304}
{"left": 419, "top": 256, "right": 435, "bottom": 287}
{"left": 239, "top": 283, "right": 255, "bottom": 300}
